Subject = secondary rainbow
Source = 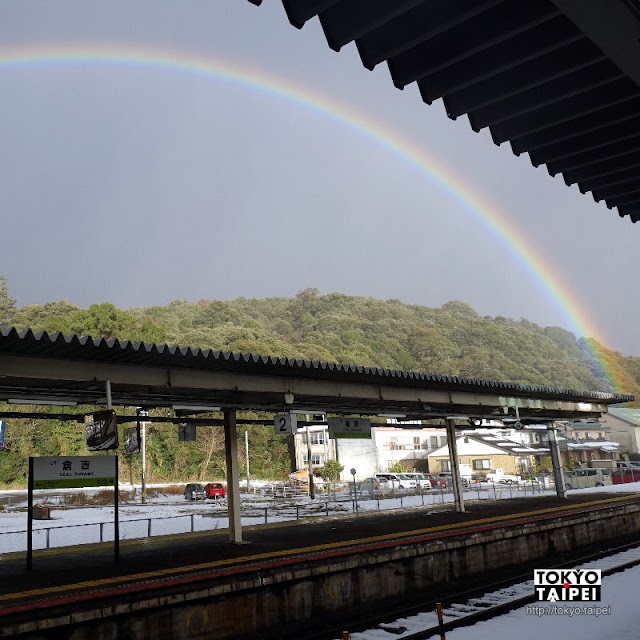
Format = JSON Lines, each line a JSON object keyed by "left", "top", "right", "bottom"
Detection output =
{"left": 0, "top": 44, "right": 623, "bottom": 393}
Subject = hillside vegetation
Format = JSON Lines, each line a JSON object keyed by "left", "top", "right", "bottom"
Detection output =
{"left": 1, "top": 278, "right": 638, "bottom": 486}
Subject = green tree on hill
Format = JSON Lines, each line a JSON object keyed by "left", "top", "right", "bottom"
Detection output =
{"left": 0, "top": 275, "right": 16, "bottom": 329}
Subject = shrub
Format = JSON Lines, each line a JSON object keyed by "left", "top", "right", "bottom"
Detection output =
{"left": 59, "top": 490, "right": 134, "bottom": 506}
{"left": 318, "top": 460, "right": 344, "bottom": 481}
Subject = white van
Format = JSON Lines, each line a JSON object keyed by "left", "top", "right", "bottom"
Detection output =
{"left": 565, "top": 468, "right": 612, "bottom": 490}
{"left": 374, "top": 473, "right": 417, "bottom": 490}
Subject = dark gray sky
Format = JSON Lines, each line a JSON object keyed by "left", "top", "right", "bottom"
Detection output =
{"left": 1, "top": 1, "right": 638, "bottom": 355}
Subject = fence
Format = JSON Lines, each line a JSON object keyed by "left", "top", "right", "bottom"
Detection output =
{"left": 0, "top": 481, "right": 557, "bottom": 553}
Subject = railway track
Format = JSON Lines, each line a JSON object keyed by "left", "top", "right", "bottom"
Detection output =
{"left": 291, "top": 538, "right": 640, "bottom": 640}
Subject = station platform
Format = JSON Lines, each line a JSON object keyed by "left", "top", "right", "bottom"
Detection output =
{"left": 1, "top": 492, "right": 638, "bottom": 625}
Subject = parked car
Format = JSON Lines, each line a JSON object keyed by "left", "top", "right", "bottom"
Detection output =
{"left": 358, "top": 477, "right": 387, "bottom": 498}
{"left": 616, "top": 461, "right": 640, "bottom": 469}
{"left": 403, "top": 472, "right": 432, "bottom": 489}
{"left": 184, "top": 483, "right": 206, "bottom": 500}
{"left": 204, "top": 482, "right": 226, "bottom": 499}
{"left": 434, "top": 472, "right": 453, "bottom": 486}
{"left": 423, "top": 473, "right": 446, "bottom": 488}
{"left": 485, "top": 469, "right": 521, "bottom": 484}
{"left": 432, "top": 472, "right": 470, "bottom": 487}
{"left": 612, "top": 468, "right": 640, "bottom": 484}
{"left": 373, "top": 473, "right": 417, "bottom": 490}
{"left": 565, "top": 468, "right": 612, "bottom": 490}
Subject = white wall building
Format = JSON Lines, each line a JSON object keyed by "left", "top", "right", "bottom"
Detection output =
{"left": 291, "top": 420, "right": 572, "bottom": 482}
{"left": 292, "top": 424, "right": 450, "bottom": 482}
{"left": 292, "top": 425, "right": 336, "bottom": 471}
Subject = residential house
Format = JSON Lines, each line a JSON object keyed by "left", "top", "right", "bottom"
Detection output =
{"left": 293, "top": 420, "right": 615, "bottom": 482}
{"left": 603, "top": 408, "right": 640, "bottom": 454}
{"left": 427, "top": 435, "right": 538, "bottom": 477}
{"left": 462, "top": 421, "right": 622, "bottom": 469}
{"left": 555, "top": 420, "right": 622, "bottom": 466}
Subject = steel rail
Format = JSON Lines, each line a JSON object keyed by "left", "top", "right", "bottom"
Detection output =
{"left": 295, "top": 537, "right": 640, "bottom": 640}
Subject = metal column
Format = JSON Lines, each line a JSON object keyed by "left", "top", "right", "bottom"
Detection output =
{"left": 547, "top": 423, "right": 566, "bottom": 499}
{"left": 446, "top": 418, "right": 465, "bottom": 513}
{"left": 137, "top": 408, "right": 148, "bottom": 504}
{"left": 224, "top": 408, "right": 242, "bottom": 543}
{"left": 306, "top": 424, "right": 315, "bottom": 499}
{"left": 245, "top": 430, "right": 250, "bottom": 492}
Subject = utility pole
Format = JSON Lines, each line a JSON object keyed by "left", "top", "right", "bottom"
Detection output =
{"left": 245, "top": 430, "right": 250, "bottom": 491}
{"left": 307, "top": 424, "right": 315, "bottom": 499}
{"left": 137, "top": 408, "right": 149, "bottom": 504}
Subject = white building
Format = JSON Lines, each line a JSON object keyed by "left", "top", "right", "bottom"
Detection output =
{"left": 292, "top": 425, "right": 337, "bottom": 471}
{"left": 292, "top": 423, "right": 450, "bottom": 482}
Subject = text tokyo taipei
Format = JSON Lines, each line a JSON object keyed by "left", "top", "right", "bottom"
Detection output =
{"left": 534, "top": 569, "right": 601, "bottom": 602}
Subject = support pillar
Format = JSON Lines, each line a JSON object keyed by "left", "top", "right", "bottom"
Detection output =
{"left": 224, "top": 408, "right": 242, "bottom": 543}
{"left": 547, "top": 423, "right": 566, "bottom": 499}
{"left": 306, "top": 424, "right": 315, "bottom": 499}
{"left": 446, "top": 418, "right": 465, "bottom": 513}
{"left": 105, "top": 379, "right": 112, "bottom": 409}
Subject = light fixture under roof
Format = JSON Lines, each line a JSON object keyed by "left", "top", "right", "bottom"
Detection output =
{"left": 8, "top": 398, "right": 77, "bottom": 407}
{"left": 172, "top": 404, "right": 221, "bottom": 412}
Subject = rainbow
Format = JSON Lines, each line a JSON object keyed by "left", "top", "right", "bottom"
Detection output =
{"left": 0, "top": 44, "right": 625, "bottom": 393}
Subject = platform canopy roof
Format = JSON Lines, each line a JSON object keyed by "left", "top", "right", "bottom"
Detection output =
{"left": 0, "top": 329, "right": 633, "bottom": 423}
{"left": 249, "top": 0, "right": 640, "bottom": 222}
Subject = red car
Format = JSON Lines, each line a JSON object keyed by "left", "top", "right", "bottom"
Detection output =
{"left": 425, "top": 473, "right": 448, "bottom": 488}
{"left": 612, "top": 469, "right": 640, "bottom": 484}
{"left": 204, "top": 482, "right": 226, "bottom": 498}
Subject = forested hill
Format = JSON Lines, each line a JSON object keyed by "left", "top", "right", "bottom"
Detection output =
{"left": 2, "top": 280, "right": 638, "bottom": 403}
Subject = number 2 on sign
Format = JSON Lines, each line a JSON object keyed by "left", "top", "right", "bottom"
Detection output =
{"left": 274, "top": 414, "right": 296, "bottom": 434}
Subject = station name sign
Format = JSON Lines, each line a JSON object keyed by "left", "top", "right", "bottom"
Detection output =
{"left": 327, "top": 417, "right": 372, "bottom": 439}
{"left": 32, "top": 456, "right": 117, "bottom": 489}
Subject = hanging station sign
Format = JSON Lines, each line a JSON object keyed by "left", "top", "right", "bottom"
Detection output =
{"left": 124, "top": 426, "right": 141, "bottom": 454}
{"left": 327, "top": 417, "right": 372, "bottom": 439}
{"left": 84, "top": 410, "right": 119, "bottom": 451}
{"left": 274, "top": 413, "right": 298, "bottom": 435}
{"left": 178, "top": 423, "right": 197, "bottom": 442}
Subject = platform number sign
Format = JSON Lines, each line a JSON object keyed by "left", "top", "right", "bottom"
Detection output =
{"left": 274, "top": 413, "right": 297, "bottom": 435}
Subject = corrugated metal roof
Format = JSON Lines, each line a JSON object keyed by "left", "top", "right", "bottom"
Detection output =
{"left": 250, "top": 0, "right": 640, "bottom": 222}
{"left": 607, "top": 407, "right": 640, "bottom": 425}
{"left": 567, "top": 441, "right": 621, "bottom": 451}
{"left": 471, "top": 433, "right": 539, "bottom": 454}
{"left": 0, "top": 328, "right": 633, "bottom": 403}
{"left": 559, "top": 420, "right": 612, "bottom": 432}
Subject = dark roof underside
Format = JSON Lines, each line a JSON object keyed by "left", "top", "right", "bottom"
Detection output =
{"left": 250, "top": 0, "right": 640, "bottom": 222}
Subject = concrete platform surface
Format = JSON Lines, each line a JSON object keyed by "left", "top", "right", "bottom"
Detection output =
{"left": 0, "top": 493, "right": 637, "bottom": 616}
